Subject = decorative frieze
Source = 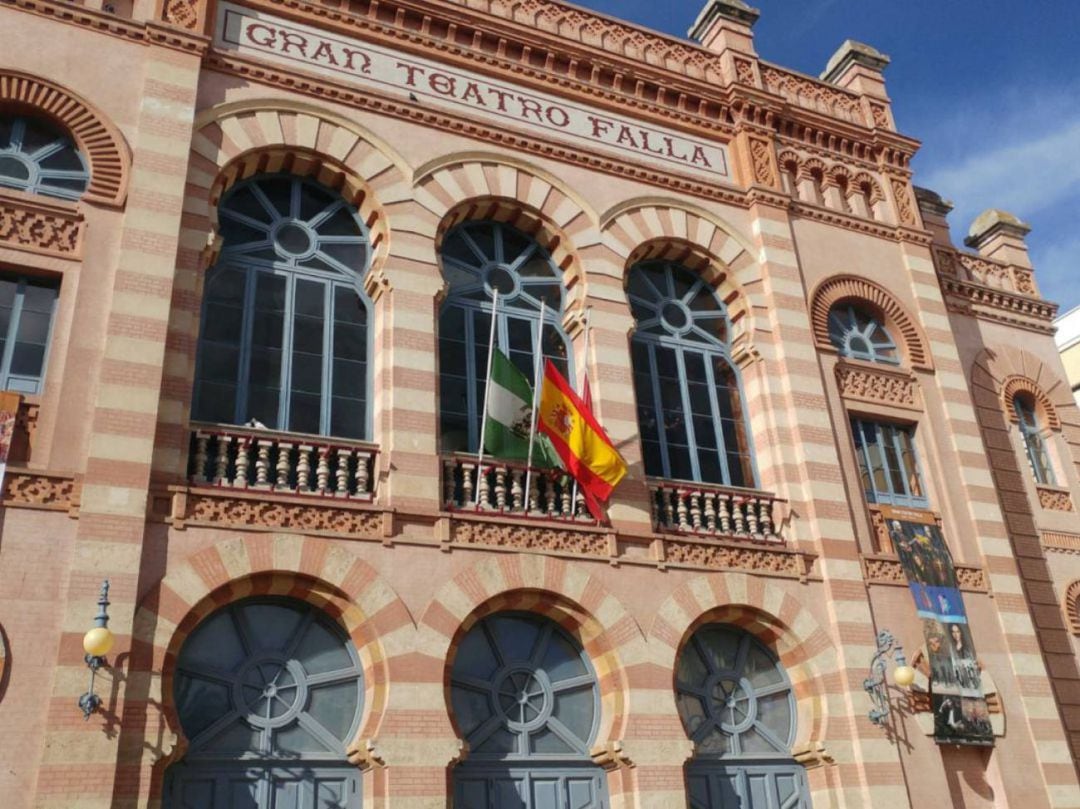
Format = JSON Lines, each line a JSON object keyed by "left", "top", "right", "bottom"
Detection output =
{"left": 1, "top": 470, "right": 79, "bottom": 513}
{"left": 1037, "top": 485, "right": 1074, "bottom": 512}
{"left": 835, "top": 362, "right": 920, "bottom": 410}
{"left": 0, "top": 190, "right": 83, "bottom": 258}
{"left": 450, "top": 517, "right": 611, "bottom": 557}
{"left": 662, "top": 537, "right": 810, "bottom": 579}
{"left": 760, "top": 65, "right": 865, "bottom": 125}
{"left": 862, "top": 554, "right": 988, "bottom": 593}
{"left": 1042, "top": 531, "right": 1080, "bottom": 554}
{"left": 178, "top": 490, "right": 385, "bottom": 536}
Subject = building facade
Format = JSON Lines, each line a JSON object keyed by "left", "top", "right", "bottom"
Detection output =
{"left": 1055, "top": 306, "right": 1080, "bottom": 406}
{"left": 0, "top": 0, "right": 1079, "bottom": 807}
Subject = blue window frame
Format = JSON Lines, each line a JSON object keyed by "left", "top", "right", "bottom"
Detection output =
{"left": 628, "top": 260, "right": 755, "bottom": 487}
{"left": 676, "top": 624, "right": 810, "bottom": 809}
{"left": 0, "top": 116, "right": 90, "bottom": 200}
{"left": 450, "top": 611, "right": 609, "bottom": 809}
{"left": 851, "top": 418, "right": 927, "bottom": 508}
{"left": 828, "top": 303, "right": 898, "bottom": 364}
{"left": 0, "top": 273, "right": 58, "bottom": 394}
{"left": 166, "top": 597, "right": 364, "bottom": 809}
{"left": 1013, "top": 394, "right": 1055, "bottom": 485}
{"left": 192, "top": 174, "right": 372, "bottom": 439}
{"left": 438, "top": 221, "right": 570, "bottom": 453}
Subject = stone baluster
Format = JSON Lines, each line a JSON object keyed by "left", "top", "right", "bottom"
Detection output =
{"left": 759, "top": 499, "right": 774, "bottom": 538}
{"left": 528, "top": 472, "right": 540, "bottom": 515}
{"left": 192, "top": 433, "right": 210, "bottom": 482}
{"left": 510, "top": 468, "right": 524, "bottom": 513}
{"left": 663, "top": 487, "right": 676, "bottom": 529}
{"left": 297, "top": 445, "right": 313, "bottom": 492}
{"left": 704, "top": 491, "right": 717, "bottom": 533}
{"left": 315, "top": 448, "right": 331, "bottom": 494}
{"left": 444, "top": 460, "right": 456, "bottom": 507}
{"left": 575, "top": 487, "right": 586, "bottom": 520}
{"left": 234, "top": 438, "right": 251, "bottom": 487}
{"left": 676, "top": 489, "right": 690, "bottom": 531}
{"left": 689, "top": 490, "right": 702, "bottom": 531}
{"left": 356, "top": 451, "right": 371, "bottom": 498}
{"left": 732, "top": 497, "right": 746, "bottom": 534}
{"left": 254, "top": 440, "right": 272, "bottom": 488}
{"left": 717, "top": 492, "right": 731, "bottom": 534}
{"left": 494, "top": 464, "right": 507, "bottom": 510}
{"left": 544, "top": 477, "right": 557, "bottom": 516}
{"left": 213, "top": 434, "right": 231, "bottom": 484}
{"left": 461, "top": 462, "right": 475, "bottom": 507}
{"left": 336, "top": 450, "right": 351, "bottom": 496}
{"left": 276, "top": 443, "right": 292, "bottom": 489}
{"left": 560, "top": 477, "right": 572, "bottom": 518}
{"left": 746, "top": 497, "right": 759, "bottom": 536}
{"left": 476, "top": 464, "right": 490, "bottom": 509}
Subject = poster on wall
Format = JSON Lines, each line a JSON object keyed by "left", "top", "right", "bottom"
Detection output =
{"left": 0, "top": 407, "right": 14, "bottom": 494}
{"left": 886, "top": 514, "right": 995, "bottom": 747}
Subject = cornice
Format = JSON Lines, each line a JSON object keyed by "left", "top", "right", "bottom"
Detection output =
{"left": 0, "top": 0, "right": 209, "bottom": 53}
{"left": 204, "top": 55, "right": 753, "bottom": 207}
{"left": 942, "top": 278, "right": 1057, "bottom": 334}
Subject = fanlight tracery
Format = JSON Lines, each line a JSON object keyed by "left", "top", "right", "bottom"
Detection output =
{"left": 0, "top": 115, "right": 90, "bottom": 200}
{"left": 827, "top": 303, "right": 899, "bottom": 365}
{"left": 438, "top": 221, "right": 571, "bottom": 453}
{"left": 677, "top": 624, "right": 809, "bottom": 809}
{"left": 192, "top": 174, "right": 372, "bottom": 438}
{"left": 628, "top": 260, "right": 755, "bottom": 487}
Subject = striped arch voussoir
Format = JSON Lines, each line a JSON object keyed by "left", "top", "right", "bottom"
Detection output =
{"left": 601, "top": 199, "right": 760, "bottom": 347}
{"left": 649, "top": 572, "right": 835, "bottom": 756}
{"left": 419, "top": 554, "right": 641, "bottom": 745}
{"left": 1001, "top": 375, "right": 1062, "bottom": 431}
{"left": 0, "top": 70, "right": 131, "bottom": 206}
{"left": 188, "top": 100, "right": 412, "bottom": 282}
{"left": 133, "top": 535, "right": 411, "bottom": 759}
{"left": 1065, "top": 581, "right": 1080, "bottom": 636}
{"left": 810, "top": 275, "right": 932, "bottom": 370}
{"left": 414, "top": 154, "right": 598, "bottom": 314}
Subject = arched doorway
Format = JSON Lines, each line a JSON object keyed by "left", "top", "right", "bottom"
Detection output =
{"left": 165, "top": 597, "right": 364, "bottom": 809}
{"left": 676, "top": 623, "right": 811, "bottom": 809}
{"left": 449, "top": 611, "right": 609, "bottom": 808}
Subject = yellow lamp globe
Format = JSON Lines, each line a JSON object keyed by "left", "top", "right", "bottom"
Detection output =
{"left": 83, "top": 626, "right": 115, "bottom": 658}
{"left": 893, "top": 664, "right": 916, "bottom": 688}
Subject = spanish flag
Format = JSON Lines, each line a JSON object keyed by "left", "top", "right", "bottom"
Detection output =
{"left": 537, "top": 360, "right": 627, "bottom": 520}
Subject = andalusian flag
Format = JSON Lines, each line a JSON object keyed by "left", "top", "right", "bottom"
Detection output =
{"left": 538, "top": 360, "right": 627, "bottom": 519}
{"left": 483, "top": 348, "right": 560, "bottom": 467}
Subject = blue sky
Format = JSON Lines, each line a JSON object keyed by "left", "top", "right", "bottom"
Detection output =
{"left": 573, "top": 0, "right": 1080, "bottom": 312}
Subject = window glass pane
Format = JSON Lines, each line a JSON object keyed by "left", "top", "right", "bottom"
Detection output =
{"left": 541, "top": 631, "right": 588, "bottom": 682}
{"left": 174, "top": 676, "right": 232, "bottom": 740}
{"left": 551, "top": 687, "right": 594, "bottom": 744}
{"left": 697, "top": 627, "right": 740, "bottom": 672}
{"left": 489, "top": 614, "right": 540, "bottom": 663}
{"left": 307, "top": 683, "right": 359, "bottom": 742}
{"left": 289, "top": 279, "right": 326, "bottom": 434}
{"left": 756, "top": 692, "right": 793, "bottom": 743}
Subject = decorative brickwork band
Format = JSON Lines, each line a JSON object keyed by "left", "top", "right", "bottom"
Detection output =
{"left": 1065, "top": 581, "right": 1080, "bottom": 637}
{"left": 0, "top": 188, "right": 84, "bottom": 257}
{"left": 835, "top": 361, "right": 920, "bottom": 409}
{"left": 810, "top": 275, "right": 932, "bottom": 369}
{"left": 0, "top": 70, "right": 130, "bottom": 207}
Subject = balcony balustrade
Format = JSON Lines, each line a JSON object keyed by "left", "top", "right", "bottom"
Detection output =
{"left": 442, "top": 455, "right": 596, "bottom": 522}
{"left": 188, "top": 422, "right": 378, "bottom": 500}
{"left": 648, "top": 480, "right": 783, "bottom": 542}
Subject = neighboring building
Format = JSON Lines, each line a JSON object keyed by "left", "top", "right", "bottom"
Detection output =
{"left": 2, "top": 0, "right": 1080, "bottom": 807}
{"left": 1056, "top": 305, "right": 1080, "bottom": 405}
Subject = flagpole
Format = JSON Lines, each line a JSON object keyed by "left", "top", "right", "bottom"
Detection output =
{"left": 523, "top": 298, "right": 546, "bottom": 510}
{"left": 474, "top": 290, "right": 500, "bottom": 508}
{"left": 570, "top": 306, "right": 592, "bottom": 515}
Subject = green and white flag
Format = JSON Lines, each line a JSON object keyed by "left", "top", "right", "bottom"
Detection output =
{"left": 483, "top": 348, "right": 560, "bottom": 468}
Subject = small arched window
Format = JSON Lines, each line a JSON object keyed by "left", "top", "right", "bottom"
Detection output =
{"left": 438, "top": 220, "right": 570, "bottom": 453}
{"left": 1013, "top": 393, "right": 1055, "bottom": 485}
{"left": 192, "top": 174, "right": 372, "bottom": 438}
{"left": 628, "top": 260, "right": 755, "bottom": 487}
{"left": 0, "top": 115, "right": 89, "bottom": 200}
{"left": 449, "top": 611, "right": 609, "bottom": 809}
{"left": 166, "top": 597, "right": 364, "bottom": 809}
{"left": 828, "top": 303, "right": 899, "bottom": 365}
{"left": 676, "top": 623, "right": 809, "bottom": 809}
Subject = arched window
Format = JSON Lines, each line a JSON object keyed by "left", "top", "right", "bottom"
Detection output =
{"left": 676, "top": 624, "right": 810, "bottom": 809}
{"left": 192, "top": 174, "right": 372, "bottom": 438}
{"left": 628, "top": 260, "right": 755, "bottom": 487}
{"left": 165, "top": 597, "right": 364, "bottom": 809}
{"left": 449, "top": 611, "right": 609, "bottom": 809}
{"left": 0, "top": 115, "right": 89, "bottom": 200}
{"left": 827, "top": 303, "right": 899, "bottom": 365}
{"left": 1013, "top": 393, "right": 1056, "bottom": 485}
{"left": 438, "top": 220, "right": 570, "bottom": 453}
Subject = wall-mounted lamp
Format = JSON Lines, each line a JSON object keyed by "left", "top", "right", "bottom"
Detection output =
{"left": 864, "top": 629, "right": 915, "bottom": 727}
{"left": 78, "top": 579, "right": 113, "bottom": 720}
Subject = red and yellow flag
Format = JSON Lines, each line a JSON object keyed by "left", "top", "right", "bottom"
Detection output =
{"left": 537, "top": 360, "right": 627, "bottom": 520}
